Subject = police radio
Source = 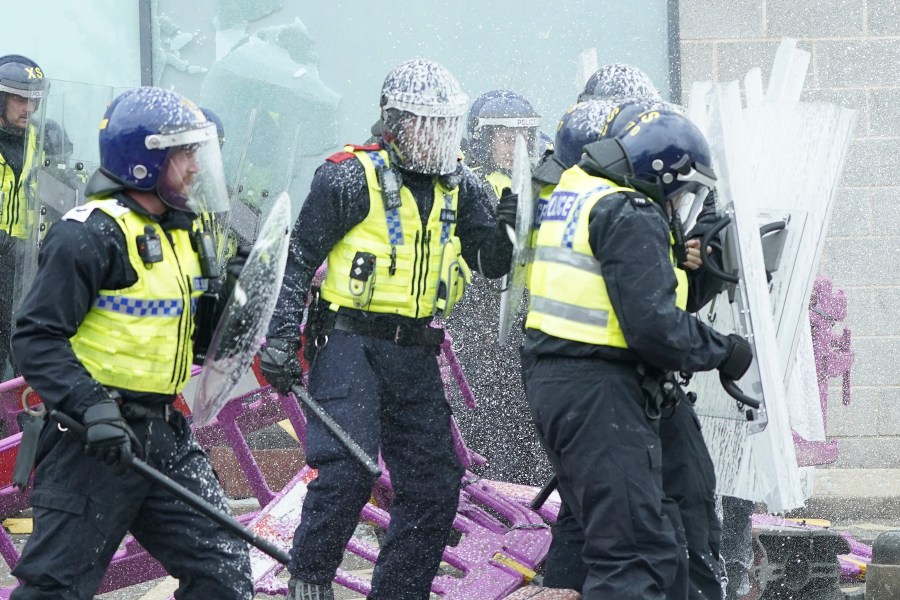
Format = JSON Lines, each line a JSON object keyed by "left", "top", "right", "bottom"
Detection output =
{"left": 670, "top": 212, "right": 689, "bottom": 269}
{"left": 192, "top": 229, "right": 219, "bottom": 278}
{"left": 136, "top": 225, "right": 163, "bottom": 265}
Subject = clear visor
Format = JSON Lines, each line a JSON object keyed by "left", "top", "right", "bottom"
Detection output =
{"left": 488, "top": 126, "right": 539, "bottom": 171}
{"left": 0, "top": 81, "right": 44, "bottom": 134}
{"left": 669, "top": 160, "right": 716, "bottom": 211}
{"left": 156, "top": 125, "right": 230, "bottom": 214}
{"left": 0, "top": 80, "right": 45, "bottom": 100}
{"left": 389, "top": 112, "right": 464, "bottom": 175}
{"left": 474, "top": 116, "right": 542, "bottom": 130}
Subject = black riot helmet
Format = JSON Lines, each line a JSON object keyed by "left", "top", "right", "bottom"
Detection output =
{"left": 0, "top": 55, "right": 45, "bottom": 136}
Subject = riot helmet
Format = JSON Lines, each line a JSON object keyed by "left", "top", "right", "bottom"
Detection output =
{"left": 553, "top": 100, "right": 619, "bottom": 169}
{"left": 380, "top": 59, "right": 468, "bottom": 175}
{"left": 599, "top": 98, "right": 683, "bottom": 140}
{"left": 0, "top": 55, "right": 45, "bottom": 136}
{"left": 601, "top": 107, "right": 716, "bottom": 209}
{"left": 93, "top": 87, "right": 229, "bottom": 214}
{"left": 200, "top": 106, "right": 225, "bottom": 147}
{"left": 465, "top": 90, "right": 542, "bottom": 171}
{"left": 578, "top": 63, "right": 662, "bottom": 104}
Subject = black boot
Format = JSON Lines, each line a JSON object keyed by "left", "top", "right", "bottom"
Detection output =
{"left": 287, "top": 577, "right": 335, "bottom": 600}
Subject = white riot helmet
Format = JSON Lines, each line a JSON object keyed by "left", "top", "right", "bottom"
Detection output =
{"left": 380, "top": 59, "right": 468, "bottom": 175}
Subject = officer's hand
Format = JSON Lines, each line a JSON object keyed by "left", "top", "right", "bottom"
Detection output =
{"left": 496, "top": 188, "right": 519, "bottom": 230}
{"left": 226, "top": 245, "right": 252, "bottom": 281}
{"left": 719, "top": 334, "right": 753, "bottom": 381}
{"left": 83, "top": 399, "right": 139, "bottom": 475}
{"left": 259, "top": 337, "right": 303, "bottom": 394}
{"left": 682, "top": 239, "right": 714, "bottom": 271}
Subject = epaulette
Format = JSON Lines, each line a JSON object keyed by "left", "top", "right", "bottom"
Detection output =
{"left": 62, "top": 199, "right": 129, "bottom": 223}
{"left": 621, "top": 190, "right": 653, "bottom": 209}
{"left": 325, "top": 151, "right": 355, "bottom": 163}
{"left": 346, "top": 143, "right": 381, "bottom": 152}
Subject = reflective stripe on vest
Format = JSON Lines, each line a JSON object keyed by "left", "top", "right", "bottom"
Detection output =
{"left": 320, "top": 147, "right": 468, "bottom": 318}
{"left": 68, "top": 199, "right": 204, "bottom": 394}
{"left": 526, "top": 165, "right": 688, "bottom": 348}
{"left": 0, "top": 125, "right": 38, "bottom": 238}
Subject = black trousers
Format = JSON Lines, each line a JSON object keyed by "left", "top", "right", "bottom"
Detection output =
{"left": 538, "top": 390, "right": 724, "bottom": 600}
{"left": 0, "top": 242, "right": 17, "bottom": 379}
{"left": 11, "top": 411, "right": 252, "bottom": 600}
{"left": 289, "top": 329, "right": 463, "bottom": 600}
{"left": 659, "top": 400, "right": 723, "bottom": 600}
{"left": 522, "top": 354, "right": 678, "bottom": 600}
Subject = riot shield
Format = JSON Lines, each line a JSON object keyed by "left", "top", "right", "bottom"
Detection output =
{"left": 192, "top": 192, "right": 291, "bottom": 426}
{"left": 221, "top": 111, "right": 302, "bottom": 254}
{"left": 498, "top": 134, "right": 534, "bottom": 346}
{"left": 685, "top": 40, "right": 856, "bottom": 510}
{"left": 13, "top": 80, "right": 114, "bottom": 313}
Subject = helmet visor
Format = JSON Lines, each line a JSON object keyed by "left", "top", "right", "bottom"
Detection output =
{"left": 155, "top": 124, "right": 230, "bottom": 214}
{"left": 386, "top": 111, "right": 464, "bottom": 175}
{"left": 0, "top": 80, "right": 44, "bottom": 134}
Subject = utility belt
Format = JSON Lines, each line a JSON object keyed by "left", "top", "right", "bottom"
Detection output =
{"left": 332, "top": 314, "right": 445, "bottom": 348}
{"left": 637, "top": 364, "right": 694, "bottom": 420}
{"left": 117, "top": 400, "right": 175, "bottom": 422}
{"left": 303, "top": 286, "right": 445, "bottom": 365}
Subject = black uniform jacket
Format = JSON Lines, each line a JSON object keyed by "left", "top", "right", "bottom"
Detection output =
{"left": 12, "top": 193, "right": 200, "bottom": 417}
{"left": 523, "top": 157, "right": 732, "bottom": 375}
{"left": 267, "top": 152, "right": 513, "bottom": 339}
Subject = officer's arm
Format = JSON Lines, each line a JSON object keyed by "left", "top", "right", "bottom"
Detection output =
{"left": 267, "top": 160, "right": 368, "bottom": 339}
{"left": 684, "top": 189, "right": 726, "bottom": 311}
{"left": 11, "top": 219, "right": 118, "bottom": 416}
{"left": 590, "top": 198, "right": 731, "bottom": 373}
{"left": 455, "top": 166, "right": 513, "bottom": 279}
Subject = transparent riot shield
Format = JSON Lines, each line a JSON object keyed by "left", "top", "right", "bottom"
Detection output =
{"left": 192, "top": 192, "right": 292, "bottom": 426}
{"left": 13, "top": 80, "right": 114, "bottom": 313}
{"left": 685, "top": 42, "right": 856, "bottom": 510}
{"left": 220, "top": 110, "right": 303, "bottom": 255}
{"left": 498, "top": 134, "right": 534, "bottom": 346}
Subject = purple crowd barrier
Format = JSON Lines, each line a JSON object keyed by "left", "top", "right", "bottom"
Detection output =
{"left": 793, "top": 276, "right": 854, "bottom": 467}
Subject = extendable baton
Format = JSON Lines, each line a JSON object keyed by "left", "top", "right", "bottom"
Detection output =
{"left": 290, "top": 385, "right": 382, "bottom": 478}
{"left": 51, "top": 410, "right": 290, "bottom": 565}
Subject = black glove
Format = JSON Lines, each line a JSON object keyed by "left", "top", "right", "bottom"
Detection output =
{"left": 225, "top": 245, "right": 252, "bottom": 281}
{"left": 259, "top": 336, "right": 303, "bottom": 394}
{"left": 719, "top": 334, "right": 753, "bottom": 381}
{"left": 496, "top": 187, "right": 519, "bottom": 230}
{"left": 83, "top": 399, "right": 139, "bottom": 475}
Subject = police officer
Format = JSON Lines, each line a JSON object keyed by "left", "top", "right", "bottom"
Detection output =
{"left": 0, "top": 54, "right": 44, "bottom": 379}
{"left": 10, "top": 87, "right": 252, "bottom": 599}
{"left": 258, "top": 59, "right": 515, "bottom": 600}
{"left": 521, "top": 107, "right": 753, "bottom": 600}
{"left": 536, "top": 68, "right": 731, "bottom": 599}
{"left": 447, "top": 89, "right": 552, "bottom": 486}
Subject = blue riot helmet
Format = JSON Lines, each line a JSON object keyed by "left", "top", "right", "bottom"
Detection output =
{"left": 465, "top": 90, "right": 542, "bottom": 171}
{"left": 599, "top": 98, "right": 682, "bottom": 140}
{"left": 578, "top": 63, "right": 662, "bottom": 104}
{"left": 92, "top": 87, "right": 229, "bottom": 214}
{"left": 553, "top": 100, "right": 618, "bottom": 169}
{"left": 0, "top": 54, "right": 45, "bottom": 136}
{"left": 380, "top": 59, "right": 469, "bottom": 175}
{"left": 536, "top": 131, "right": 554, "bottom": 158}
{"left": 200, "top": 106, "right": 226, "bottom": 147}
{"left": 603, "top": 108, "right": 716, "bottom": 208}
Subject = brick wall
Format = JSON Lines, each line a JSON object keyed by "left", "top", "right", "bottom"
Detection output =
{"left": 678, "top": 0, "right": 900, "bottom": 467}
